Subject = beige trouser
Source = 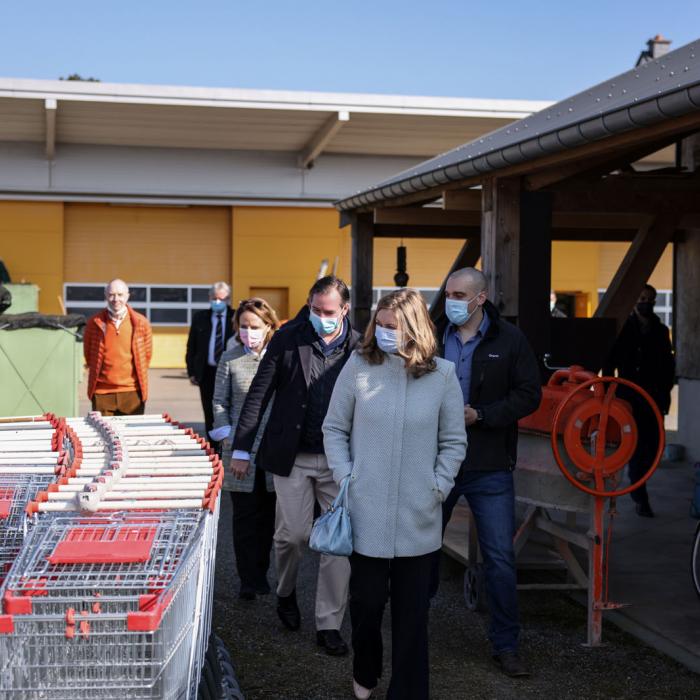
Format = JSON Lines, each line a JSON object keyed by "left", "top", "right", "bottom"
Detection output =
{"left": 273, "top": 452, "right": 350, "bottom": 631}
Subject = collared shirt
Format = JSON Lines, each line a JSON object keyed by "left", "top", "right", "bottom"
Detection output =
{"left": 208, "top": 309, "right": 226, "bottom": 366}
{"left": 444, "top": 310, "right": 490, "bottom": 404}
{"left": 108, "top": 307, "right": 128, "bottom": 330}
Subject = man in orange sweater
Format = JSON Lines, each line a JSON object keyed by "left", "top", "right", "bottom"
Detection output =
{"left": 83, "top": 279, "right": 153, "bottom": 415}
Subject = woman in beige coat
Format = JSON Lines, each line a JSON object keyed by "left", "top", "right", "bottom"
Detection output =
{"left": 323, "top": 289, "right": 466, "bottom": 700}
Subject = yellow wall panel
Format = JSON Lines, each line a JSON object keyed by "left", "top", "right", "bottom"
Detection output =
{"left": 551, "top": 242, "right": 600, "bottom": 316}
{"left": 0, "top": 201, "right": 64, "bottom": 314}
{"left": 151, "top": 328, "right": 189, "bottom": 369}
{"left": 64, "top": 204, "right": 230, "bottom": 283}
{"left": 232, "top": 207, "right": 350, "bottom": 318}
{"left": 373, "top": 238, "right": 464, "bottom": 288}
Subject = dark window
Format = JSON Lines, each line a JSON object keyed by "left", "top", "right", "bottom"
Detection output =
{"left": 151, "top": 287, "right": 188, "bottom": 303}
{"left": 131, "top": 307, "right": 148, "bottom": 317}
{"left": 191, "top": 288, "right": 210, "bottom": 303}
{"left": 66, "top": 286, "right": 104, "bottom": 301}
{"left": 129, "top": 287, "right": 147, "bottom": 302}
{"left": 151, "top": 308, "right": 188, "bottom": 324}
{"left": 420, "top": 290, "right": 438, "bottom": 307}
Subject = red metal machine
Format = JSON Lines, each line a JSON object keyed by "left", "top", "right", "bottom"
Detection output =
{"left": 522, "top": 367, "right": 665, "bottom": 644}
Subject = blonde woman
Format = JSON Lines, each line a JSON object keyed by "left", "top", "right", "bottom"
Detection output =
{"left": 323, "top": 289, "right": 467, "bottom": 699}
{"left": 212, "top": 298, "right": 281, "bottom": 600}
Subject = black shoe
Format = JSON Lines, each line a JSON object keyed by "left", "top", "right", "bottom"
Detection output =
{"left": 493, "top": 651, "right": 530, "bottom": 678}
{"left": 238, "top": 585, "right": 256, "bottom": 601}
{"left": 635, "top": 502, "right": 655, "bottom": 518}
{"left": 277, "top": 591, "right": 301, "bottom": 630}
{"left": 316, "top": 629, "right": 349, "bottom": 656}
{"left": 255, "top": 579, "right": 271, "bottom": 595}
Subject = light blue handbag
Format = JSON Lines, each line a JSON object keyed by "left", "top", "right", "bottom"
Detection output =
{"left": 309, "top": 476, "right": 352, "bottom": 557}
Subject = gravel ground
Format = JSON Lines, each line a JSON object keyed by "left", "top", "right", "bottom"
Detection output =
{"left": 211, "top": 493, "right": 700, "bottom": 700}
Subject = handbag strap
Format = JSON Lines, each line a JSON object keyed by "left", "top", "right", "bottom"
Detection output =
{"left": 330, "top": 474, "right": 350, "bottom": 512}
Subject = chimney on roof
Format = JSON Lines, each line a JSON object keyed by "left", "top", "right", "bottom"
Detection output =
{"left": 636, "top": 34, "right": 672, "bottom": 66}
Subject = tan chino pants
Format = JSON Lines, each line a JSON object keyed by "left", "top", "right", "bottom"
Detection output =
{"left": 273, "top": 452, "right": 350, "bottom": 631}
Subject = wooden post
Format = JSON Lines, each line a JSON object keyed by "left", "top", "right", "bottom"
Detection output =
{"left": 594, "top": 213, "right": 678, "bottom": 331}
{"left": 350, "top": 212, "right": 374, "bottom": 332}
{"left": 481, "top": 178, "right": 521, "bottom": 320}
{"left": 518, "top": 191, "right": 553, "bottom": 367}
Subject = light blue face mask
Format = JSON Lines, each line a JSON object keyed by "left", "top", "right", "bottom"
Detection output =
{"left": 445, "top": 295, "right": 480, "bottom": 327}
{"left": 375, "top": 326, "right": 401, "bottom": 354}
{"left": 210, "top": 299, "right": 227, "bottom": 313}
{"left": 310, "top": 310, "right": 342, "bottom": 336}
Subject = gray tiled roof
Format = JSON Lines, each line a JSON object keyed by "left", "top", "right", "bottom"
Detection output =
{"left": 336, "top": 39, "right": 700, "bottom": 212}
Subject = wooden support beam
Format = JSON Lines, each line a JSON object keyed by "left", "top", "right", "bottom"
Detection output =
{"left": 350, "top": 212, "right": 374, "bottom": 332}
{"left": 594, "top": 213, "right": 678, "bottom": 329}
{"left": 481, "top": 178, "right": 521, "bottom": 317}
{"left": 298, "top": 111, "right": 349, "bottom": 169}
{"left": 373, "top": 224, "right": 479, "bottom": 239}
{"left": 374, "top": 207, "right": 480, "bottom": 227}
{"left": 551, "top": 174, "right": 700, "bottom": 214}
{"left": 429, "top": 237, "right": 482, "bottom": 325}
{"left": 442, "top": 189, "right": 482, "bottom": 211}
{"left": 45, "top": 98, "right": 57, "bottom": 160}
{"left": 518, "top": 190, "right": 552, "bottom": 368}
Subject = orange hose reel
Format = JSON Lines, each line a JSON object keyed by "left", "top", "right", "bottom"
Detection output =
{"left": 551, "top": 376, "right": 665, "bottom": 498}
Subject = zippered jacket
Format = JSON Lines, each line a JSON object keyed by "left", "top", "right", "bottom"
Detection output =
{"left": 437, "top": 300, "right": 542, "bottom": 471}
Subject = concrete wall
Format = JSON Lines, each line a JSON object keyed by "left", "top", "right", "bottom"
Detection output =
{"left": 0, "top": 142, "right": 421, "bottom": 202}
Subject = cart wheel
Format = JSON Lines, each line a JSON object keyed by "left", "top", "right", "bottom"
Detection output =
{"left": 464, "top": 564, "right": 485, "bottom": 612}
{"left": 197, "top": 633, "right": 245, "bottom": 700}
{"left": 692, "top": 522, "right": 700, "bottom": 599}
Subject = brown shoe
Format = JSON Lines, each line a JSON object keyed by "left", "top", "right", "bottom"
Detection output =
{"left": 493, "top": 651, "right": 530, "bottom": 678}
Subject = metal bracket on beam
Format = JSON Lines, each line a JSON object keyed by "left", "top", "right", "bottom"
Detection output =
{"left": 298, "top": 111, "right": 349, "bottom": 169}
{"left": 45, "top": 99, "right": 57, "bottom": 160}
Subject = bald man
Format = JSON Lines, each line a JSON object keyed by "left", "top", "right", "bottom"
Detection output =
{"left": 83, "top": 279, "right": 153, "bottom": 415}
{"left": 432, "top": 267, "right": 541, "bottom": 678}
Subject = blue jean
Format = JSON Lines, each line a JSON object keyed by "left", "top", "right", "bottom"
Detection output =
{"left": 441, "top": 469, "right": 519, "bottom": 654}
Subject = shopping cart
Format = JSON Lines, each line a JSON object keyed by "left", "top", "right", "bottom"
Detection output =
{"left": 0, "top": 412, "right": 224, "bottom": 700}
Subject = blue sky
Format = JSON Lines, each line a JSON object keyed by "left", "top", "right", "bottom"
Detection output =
{"left": 1, "top": 1, "right": 698, "bottom": 101}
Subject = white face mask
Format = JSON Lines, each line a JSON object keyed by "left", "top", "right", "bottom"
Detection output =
{"left": 239, "top": 328, "right": 266, "bottom": 349}
{"left": 375, "top": 326, "right": 401, "bottom": 354}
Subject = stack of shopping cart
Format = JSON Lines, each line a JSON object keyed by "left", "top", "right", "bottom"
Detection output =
{"left": 0, "top": 412, "right": 224, "bottom": 700}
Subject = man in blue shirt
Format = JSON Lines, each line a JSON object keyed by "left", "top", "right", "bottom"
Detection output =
{"left": 433, "top": 267, "right": 542, "bottom": 679}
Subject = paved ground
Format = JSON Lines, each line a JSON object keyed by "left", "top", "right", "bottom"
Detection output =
{"left": 79, "top": 370, "right": 700, "bottom": 698}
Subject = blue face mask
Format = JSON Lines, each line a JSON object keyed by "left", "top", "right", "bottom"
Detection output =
{"left": 375, "top": 326, "right": 401, "bottom": 354}
{"left": 310, "top": 310, "right": 342, "bottom": 336}
{"left": 445, "top": 295, "right": 480, "bottom": 327}
{"left": 210, "top": 299, "right": 227, "bottom": 313}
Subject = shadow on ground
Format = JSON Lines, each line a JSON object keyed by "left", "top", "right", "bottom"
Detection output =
{"left": 211, "top": 493, "right": 700, "bottom": 700}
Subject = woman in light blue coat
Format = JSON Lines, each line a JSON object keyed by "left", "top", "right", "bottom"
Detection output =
{"left": 323, "top": 289, "right": 466, "bottom": 700}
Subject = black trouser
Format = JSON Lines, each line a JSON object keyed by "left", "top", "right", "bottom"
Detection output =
{"left": 349, "top": 550, "right": 434, "bottom": 699}
{"left": 198, "top": 365, "right": 218, "bottom": 451}
{"left": 230, "top": 468, "right": 276, "bottom": 592}
{"left": 629, "top": 403, "right": 662, "bottom": 506}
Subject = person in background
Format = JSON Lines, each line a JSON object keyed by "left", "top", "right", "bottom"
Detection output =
{"left": 83, "top": 278, "right": 152, "bottom": 415}
{"left": 603, "top": 283, "right": 675, "bottom": 518}
{"left": 433, "top": 267, "right": 542, "bottom": 678}
{"left": 550, "top": 291, "right": 567, "bottom": 318}
{"left": 231, "top": 276, "right": 359, "bottom": 656}
{"left": 211, "top": 298, "right": 281, "bottom": 600}
{"left": 186, "top": 282, "right": 235, "bottom": 452}
{"left": 323, "top": 288, "right": 466, "bottom": 700}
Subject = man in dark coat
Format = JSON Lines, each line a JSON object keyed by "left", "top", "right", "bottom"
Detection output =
{"left": 185, "top": 282, "right": 235, "bottom": 451}
{"left": 432, "top": 267, "right": 542, "bottom": 678}
{"left": 603, "top": 284, "right": 675, "bottom": 517}
{"left": 231, "top": 276, "right": 360, "bottom": 656}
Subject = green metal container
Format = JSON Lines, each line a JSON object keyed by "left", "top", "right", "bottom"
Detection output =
{"left": 3, "top": 284, "right": 39, "bottom": 314}
{"left": 0, "top": 324, "right": 83, "bottom": 417}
